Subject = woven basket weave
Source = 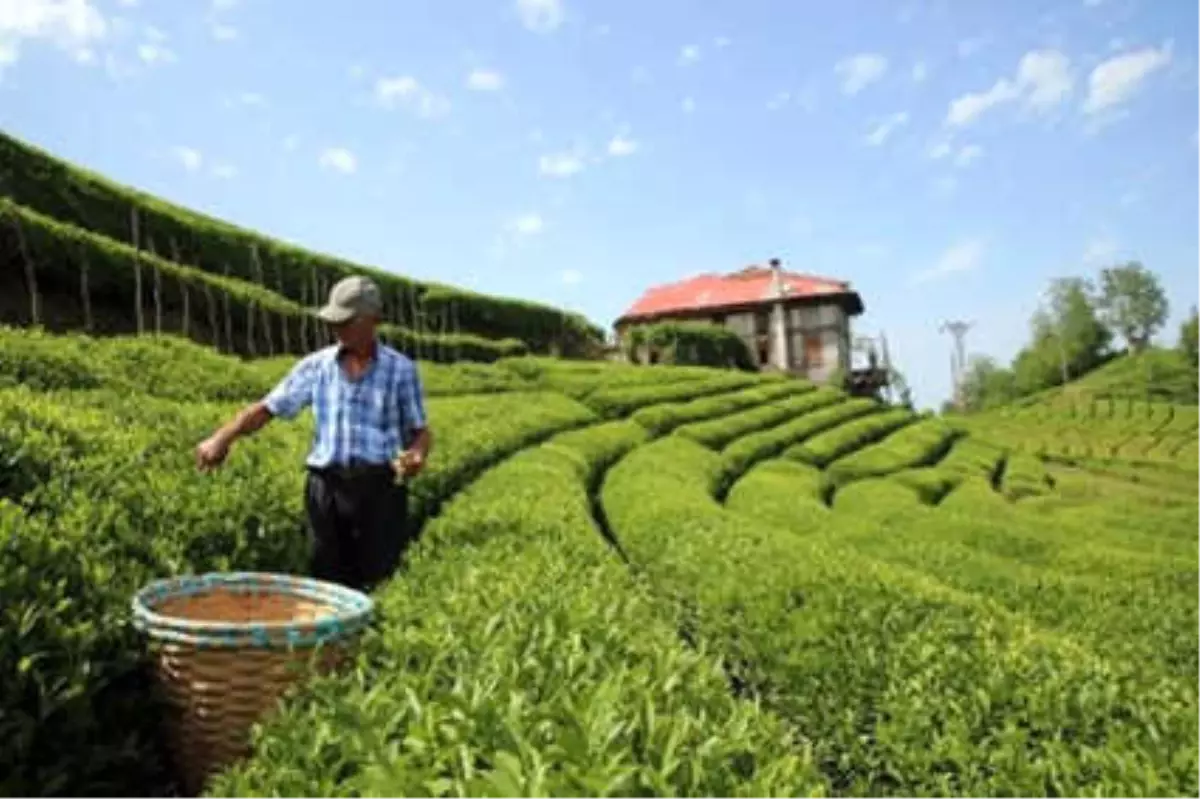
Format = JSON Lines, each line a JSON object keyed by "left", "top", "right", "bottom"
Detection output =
{"left": 131, "top": 572, "right": 374, "bottom": 794}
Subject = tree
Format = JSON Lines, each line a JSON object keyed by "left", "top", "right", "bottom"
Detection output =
{"left": 1179, "top": 306, "right": 1199, "bottom": 367}
{"left": 1096, "top": 262, "right": 1169, "bottom": 353}
{"left": 888, "top": 367, "right": 915, "bottom": 410}
{"left": 958, "top": 354, "right": 1018, "bottom": 411}
{"left": 1039, "top": 276, "right": 1112, "bottom": 377}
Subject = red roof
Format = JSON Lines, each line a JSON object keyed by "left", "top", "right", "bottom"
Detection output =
{"left": 618, "top": 265, "right": 857, "bottom": 322}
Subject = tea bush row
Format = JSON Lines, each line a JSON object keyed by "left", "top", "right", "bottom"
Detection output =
{"left": 602, "top": 436, "right": 1198, "bottom": 795}
{"left": 211, "top": 420, "right": 826, "bottom": 797}
{"left": 673, "top": 388, "right": 844, "bottom": 450}
{"left": 0, "top": 387, "right": 595, "bottom": 796}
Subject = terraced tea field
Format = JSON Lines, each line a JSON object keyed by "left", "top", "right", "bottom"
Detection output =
{"left": 2, "top": 327, "right": 1196, "bottom": 797}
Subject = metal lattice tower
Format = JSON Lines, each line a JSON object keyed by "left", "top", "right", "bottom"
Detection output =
{"left": 939, "top": 320, "right": 973, "bottom": 409}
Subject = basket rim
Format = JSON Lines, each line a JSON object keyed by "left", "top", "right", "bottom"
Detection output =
{"left": 131, "top": 571, "right": 373, "bottom": 640}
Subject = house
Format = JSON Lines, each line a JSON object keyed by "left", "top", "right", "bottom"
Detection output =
{"left": 614, "top": 258, "right": 891, "bottom": 393}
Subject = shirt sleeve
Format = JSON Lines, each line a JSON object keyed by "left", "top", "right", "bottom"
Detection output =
{"left": 397, "top": 360, "right": 428, "bottom": 432}
{"left": 263, "top": 357, "right": 317, "bottom": 420}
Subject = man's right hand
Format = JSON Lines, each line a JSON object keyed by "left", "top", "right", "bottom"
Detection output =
{"left": 195, "top": 435, "right": 231, "bottom": 472}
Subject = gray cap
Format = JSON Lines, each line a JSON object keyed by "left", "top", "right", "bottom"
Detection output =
{"left": 316, "top": 276, "right": 383, "bottom": 324}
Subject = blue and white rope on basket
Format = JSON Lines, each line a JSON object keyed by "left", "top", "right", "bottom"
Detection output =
{"left": 131, "top": 572, "right": 374, "bottom": 650}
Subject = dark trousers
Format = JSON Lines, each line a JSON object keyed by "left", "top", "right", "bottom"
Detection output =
{"left": 304, "top": 465, "right": 413, "bottom": 593}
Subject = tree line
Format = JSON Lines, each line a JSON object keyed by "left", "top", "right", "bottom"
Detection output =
{"left": 953, "top": 261, "right": 1198, "bottom": 412}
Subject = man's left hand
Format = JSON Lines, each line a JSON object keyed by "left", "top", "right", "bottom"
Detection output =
{"left": 393, "top": 449, "right": 425, "bottom": 478}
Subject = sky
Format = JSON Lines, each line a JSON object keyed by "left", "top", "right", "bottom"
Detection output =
{"left": 0, "top": 0, "right": 1196, "bottom": 408}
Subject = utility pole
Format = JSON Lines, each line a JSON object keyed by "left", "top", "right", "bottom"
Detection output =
{"left": 939, "top": 320, "right": 973, "bottom": 410}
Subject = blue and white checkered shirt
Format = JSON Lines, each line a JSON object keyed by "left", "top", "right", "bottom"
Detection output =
{"left": 263, "top": 342, "right": 428, "bottom": 469}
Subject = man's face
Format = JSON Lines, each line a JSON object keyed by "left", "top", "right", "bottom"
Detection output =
{"left": 334, "top": 313, "right": 377, "bottom": 350}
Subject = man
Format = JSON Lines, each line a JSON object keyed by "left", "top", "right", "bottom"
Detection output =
{"left": 195, "top": 275, "right": 433, "bottom": 593}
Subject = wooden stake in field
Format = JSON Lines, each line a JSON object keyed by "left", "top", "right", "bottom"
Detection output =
{"left": 131, "top": 207, "right": 145, "bottom": 334}
{"left": 147, "top": 236, "right": 163, "bottom": 336}
{"left": 79, "top": 248, "right": 93, "bottom": 332}
{"left": 10, "top": 213, "right": 41, "bottom": 326}
{"left": 170, "top": 241, "right": 190, "bottom": 340}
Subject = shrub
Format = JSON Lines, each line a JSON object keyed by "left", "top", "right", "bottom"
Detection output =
{"left": 785, "top": 407, "right": 916, "bottom": 467}
{"left": 635, "top": 321, "right": 756, "bottom": 371}
{"left": 584, "top": 373, "right": 764, "bottom": 418}
{"left": 603, "top": 436, "right": 1198, "bottom": 795}
{"left": 0, "top": 386, "right": 594, "bottom": 796}
{"left": 825, "top": 417, "right": 962, "bottom": 486}
{"left": 630, "top": 381, "right": 809, "bottom": 436}
{"left": 0, "top": 200, "right": 528, "bottom": 363}
{"left": 212, "top": 421, "right": 824, "bottom": 797}
{"left": 0, "top": 131, "right": 602, "bottom": 354}
{"left": 673, "top": 387, "right": 844, "bottom": 450}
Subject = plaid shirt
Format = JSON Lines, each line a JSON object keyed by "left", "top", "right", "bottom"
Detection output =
{"left": 263, "top": 341, "right": 428, "bottom": 469}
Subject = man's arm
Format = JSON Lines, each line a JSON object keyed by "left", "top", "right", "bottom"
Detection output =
{"left": 396, "top": 360, "right": 433, "bottom": 474}
{"left": 196, "top": 357, "right": 314, "bottom": 470}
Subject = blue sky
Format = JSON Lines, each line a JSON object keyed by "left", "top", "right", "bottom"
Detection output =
{"left": 1, "top": 0, "right": 1196, "bottom": 407}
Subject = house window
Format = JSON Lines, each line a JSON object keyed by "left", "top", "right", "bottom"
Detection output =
{"left": 754, "top": 311, "right": 770, "bottom": 336}
{"left": 757, "top": 338, "right": 770, "bottom": 366}
{"left": 712, "top": 313, "right": 726, "bottom": 325}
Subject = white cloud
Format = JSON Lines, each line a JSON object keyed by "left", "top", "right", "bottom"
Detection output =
{"left": 171, "top": 146, "right": 203, "bottom": 172}
{"left": 607, "top": 134, "right": 637, "bottom": 156}
{"left": 1018, "top": 49, "right": 1073, "bottom": 110}
{"left": 913, "top": 238, "right": 984, "bottom": 282}
{"left": 375, "top": 75, "right": 450, "bottom": 119}
{"left": 237, "top": 90, "right": 263, "bottom": 106}
{"left": 560, "top": 268, "right": 582, "bottom": 285}
{"left": 681, "top": 96, "right": 696, "bottom": 113}
{"left": 211, "top": 162, "right": 238, "bottom": 180}
{"left": 515, "top": 0, "right": 563, "bottom": 33}
{"left": 927, "top": 140, "right": 953, "bottom": 160}
{"left": 678, "top": 44, "right": 700, "bottom": 65}
{"left": 143, "top": 24, "right": 164, "bottom": 41}
{"left": 946, "top": 79, "right": 1019, "bottom": 126}
{"left": 211, "top": 23, "right": 237, "bottom": 41}
{"left": 945, "top": 48, "right": 1073, "bottom": 126}
{"left": 912, "top": 60, "right": 928, "bottom": 83}
{"left": 538, "top": 150, "right": 585, "bottom": 178}
{"left": 863, "top": 111, "right": 909, "bottom": 146}
{"left": 0, "top": 0, "right": 108, "bottom": 67}
{"left": 714, "top": 35, "right": 730, "bottom": 49}
{"left": 319, "top": 147, "right": 357, "bottom": 174}
{"left": 466, "top": 68, "right": 504, "bottom": 91}
{"left": 1082, "top": 43, "right": 1171, "bottom": 115}
{"left": 953, "top": 144, "right": 983, "bottom": 167}
{"left": 835, "top": 53, "right": 888, "bottom": 95}
{"left": 137, "top": 42, "right": 174, "bottom": 64}
{"left": 509, "top": 212, "right": 544, "bottom": 236}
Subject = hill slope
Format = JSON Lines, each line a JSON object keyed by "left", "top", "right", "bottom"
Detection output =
{"left": 4, "top": 327, "right": 1196, "bottom": 797}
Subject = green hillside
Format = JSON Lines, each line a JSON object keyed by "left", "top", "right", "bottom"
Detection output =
{"left": 1050, "top": 347, "right": 1197, "bottom": 405}
{"left": 3, "top": 326, "right": 1196, "bottom": 797}
{"left": 0, "top": 130, "right": 604, "bottom": 357}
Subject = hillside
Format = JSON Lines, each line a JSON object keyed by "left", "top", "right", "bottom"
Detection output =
{"left": 0, "top": 130, "right": 604, "bottom": 357}
{"left": 3, "top": 326, "right": 1196, "bottom": 797}
{"left": 954, "top": 348, "right": 1199, "bottom": 471}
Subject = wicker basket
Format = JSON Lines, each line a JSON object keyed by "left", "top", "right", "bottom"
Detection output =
{"left": 131, "top": 572, "right": 374, "bottom": 794}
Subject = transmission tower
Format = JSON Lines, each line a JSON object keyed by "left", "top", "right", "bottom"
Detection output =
{"left": 939, "top": 320, "right": 973, "bottom": 409}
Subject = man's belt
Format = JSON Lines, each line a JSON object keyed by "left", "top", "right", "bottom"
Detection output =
{"left": 310, "top": 459, "right": 394, "bottom": 480}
